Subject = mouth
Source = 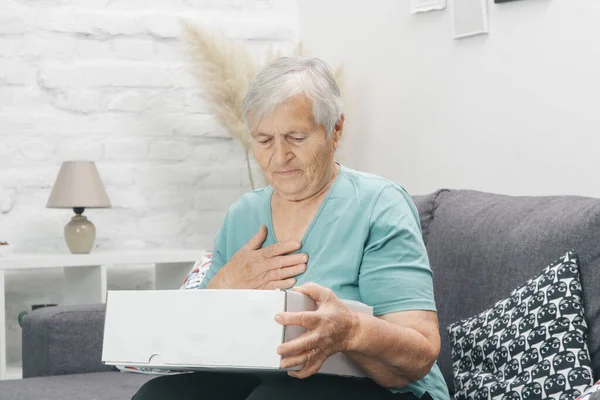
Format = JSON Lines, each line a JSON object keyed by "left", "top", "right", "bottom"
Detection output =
{"left": 274, "top": 169, "right": 301, "bottom": 176}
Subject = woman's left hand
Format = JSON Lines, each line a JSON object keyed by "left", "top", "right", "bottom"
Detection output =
{"left": 275, "top": 282, "right": 359, "bottom": 379}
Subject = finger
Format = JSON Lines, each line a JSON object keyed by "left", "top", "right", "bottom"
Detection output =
{"left": 292, "top": 282, "right": 332, "bottom": 305}
{"left": 265, "top": 278, "right": 296, "bottom": 290}
{"left": 281, "top": 348, "right": 320, "bottom": 369}
{"left": 267, "top": 264, "right": 306, "bottom": 282}
{"left": 280, "top": 354, "right": 306, "bottom": 370}
{"left": 288, "top": 356, "right": 324, "bottom": 379}
{"left": 277, "top": 332, "right": 317, "bottom": 357}
{"left": 274, "top": 311, "right": 319, "bottom": 329}
{"left": 244, "top": 225, "right": 268, "bottom": 251}
{"left": 265, "top": 254, "right": 308, "bottom": 271}
{"left": 261, "top": 240, "right": 302, "bottom": 258}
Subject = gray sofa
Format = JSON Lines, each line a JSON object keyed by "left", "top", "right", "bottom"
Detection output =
{"left": 2, "top": 189, "right": 600, "bottom": 399}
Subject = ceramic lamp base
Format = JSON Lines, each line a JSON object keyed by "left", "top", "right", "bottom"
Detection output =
{"left": 65, "top": 213, "right": 96, "bottom": 254}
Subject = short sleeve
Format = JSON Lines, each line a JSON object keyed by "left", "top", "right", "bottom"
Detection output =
{"left": 358, "top": 185, "right": 437, "bottom": 316}
{"left": 198, "top": 210, "right": 232, "bottom": 289}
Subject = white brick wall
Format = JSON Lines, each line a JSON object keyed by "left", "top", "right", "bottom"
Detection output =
{"left": 0, "top": 0, "right": 298, "bottom": 367}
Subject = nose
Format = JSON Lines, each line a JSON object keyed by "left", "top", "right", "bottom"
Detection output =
{"left": 273, "top": 139, "right": 293, "bottom": 165}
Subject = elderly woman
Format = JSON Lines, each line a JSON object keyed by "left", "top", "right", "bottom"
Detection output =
{"left": 133, "top": 57, "right": 449, "bottom": 400}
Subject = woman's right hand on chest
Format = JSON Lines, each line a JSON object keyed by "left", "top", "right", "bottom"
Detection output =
{"left": 207, "top": 225, "right": 308, "bottom": 290}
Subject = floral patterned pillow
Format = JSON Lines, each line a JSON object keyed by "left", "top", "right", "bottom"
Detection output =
{"left": 577, "top": 380, "right": 600, "bottom": 400}
{"left": 180, "top": 252, "right": 212, "bottom": 290}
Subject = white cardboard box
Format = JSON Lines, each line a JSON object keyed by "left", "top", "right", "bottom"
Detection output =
{"left": 102, "top": 289, "right": 372, "bottom": 378}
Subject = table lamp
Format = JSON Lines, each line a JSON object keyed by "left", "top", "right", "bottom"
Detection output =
{"left": 46, "top": 161, "right": 111, "bottom": 254}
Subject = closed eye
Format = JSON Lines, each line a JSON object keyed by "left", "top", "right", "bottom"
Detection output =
{"left": 257, "top": 138, "right": 272, "bottom": 145}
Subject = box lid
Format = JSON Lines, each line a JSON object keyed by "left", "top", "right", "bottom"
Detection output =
{"left": 102, "top": 289, "right": 286, "bottom": 369}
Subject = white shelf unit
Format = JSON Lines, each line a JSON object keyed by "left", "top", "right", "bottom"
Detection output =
{"left": 5, "top": 364, "right": 22, "bottom": 380}
{"left": 0, "top": 250, "right": 203, "bottom": 380}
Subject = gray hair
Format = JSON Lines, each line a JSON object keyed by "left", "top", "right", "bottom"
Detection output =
{"left": 242, "top": 57, "right": 344, "bottom": 136}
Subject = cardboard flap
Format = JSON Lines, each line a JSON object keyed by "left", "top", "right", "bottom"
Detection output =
{"left": 281, "top": 291, "right": 372, "bottom": 378}
{"left": 283, "top": 290, "right": 317, "bottom": 344}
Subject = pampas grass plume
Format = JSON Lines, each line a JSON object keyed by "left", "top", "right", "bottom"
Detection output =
{"left": 181, "top": 21, "right": 346, "bottom": 189}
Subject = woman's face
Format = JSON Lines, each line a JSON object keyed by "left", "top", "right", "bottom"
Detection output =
{"left": 250, "top": 96, "right": 343, "bottom": 201}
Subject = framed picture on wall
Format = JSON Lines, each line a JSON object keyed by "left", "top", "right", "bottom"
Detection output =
{"left": 453, "top": 0, "right": 489, "bottom": 39}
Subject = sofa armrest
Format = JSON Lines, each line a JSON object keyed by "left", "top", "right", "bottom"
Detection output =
{"left": 21, "top": 303, "right": 117, "bottom": 378}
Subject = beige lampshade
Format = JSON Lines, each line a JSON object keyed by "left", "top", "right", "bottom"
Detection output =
{"left": 46, "top": 161, "right": 111, "bottom": 209}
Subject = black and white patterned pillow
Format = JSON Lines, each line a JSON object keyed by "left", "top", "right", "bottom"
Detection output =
{"left": 447, "top": 251, "right": 594, "bottom": 400}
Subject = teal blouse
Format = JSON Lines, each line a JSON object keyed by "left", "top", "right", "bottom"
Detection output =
{"left": 200, "top": 165, "right": 449, "bottom": 400}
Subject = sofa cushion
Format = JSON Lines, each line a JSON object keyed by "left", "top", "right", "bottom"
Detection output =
{"left": 425, "top": 190, "right": 600, "bottom": 393}
{"left": 0, "top": 371, "right": 153, "bottom": 400}
{"left": 22, "top": 304, "right": 116, "bottom": 378}
{"left": 448, "top": 250, "right": 593, "bottom": 400}
{"left": 411, "top": 190, "right": 446, "bottom": 245}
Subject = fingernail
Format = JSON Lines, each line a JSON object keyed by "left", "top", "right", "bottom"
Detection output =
{"left": 274, "top": 314, "right": 283, "bottom": 323}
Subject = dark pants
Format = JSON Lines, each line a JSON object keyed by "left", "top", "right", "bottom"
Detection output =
{"left": 132, "top": 371, "right": 422, "bottom": 400}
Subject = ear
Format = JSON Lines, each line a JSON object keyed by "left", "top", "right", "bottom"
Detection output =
{"left": 331, "top": 113, "right": 345, "bottom": 150}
